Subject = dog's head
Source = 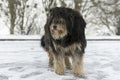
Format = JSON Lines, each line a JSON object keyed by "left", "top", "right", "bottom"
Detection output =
{"left": 46, "top": 7, "right": 86, "bottom": 40}
{"left": 49, "top": 17, "right": 67, "bottom": 39}
{"left": 47, "top": 7, "right": 68, "bottom": 40}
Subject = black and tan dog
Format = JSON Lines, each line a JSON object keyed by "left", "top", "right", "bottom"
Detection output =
{"left": 41, "top": 7, "right": 86, "bottom": 77}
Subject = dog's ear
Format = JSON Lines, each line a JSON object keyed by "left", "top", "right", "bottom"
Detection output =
{"left": 75, "top": 13, "right": 86, "bottom": 30}
{"left": 71, "top": 12, "right": 86, "bottom": 38}
{"left": 79, "top": 15, "right": 86, "bottom": 29}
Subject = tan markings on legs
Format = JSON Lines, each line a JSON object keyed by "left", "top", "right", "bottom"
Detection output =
{"left": 53, "top": 54, "right": 65, "bottom": 75}
{"left": 65, "top": 56, "right": 71, "bottom": 69}
{"left": 72, "top": 54, "right": 84, "bottom": 77}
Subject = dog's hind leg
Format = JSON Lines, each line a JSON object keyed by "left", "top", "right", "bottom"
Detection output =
{"left": 72, "top": 53, "right": 85, "bottom": 77}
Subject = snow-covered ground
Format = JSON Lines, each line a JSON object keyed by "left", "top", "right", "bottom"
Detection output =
{"left": 0, "top": 36, "right": 120, "bottom": 80}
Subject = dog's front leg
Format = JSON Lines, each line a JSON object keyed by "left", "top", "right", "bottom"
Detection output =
{"left": 53, "top": 54, "right": 65, "bottom": 75}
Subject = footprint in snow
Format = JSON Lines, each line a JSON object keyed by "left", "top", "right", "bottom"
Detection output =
{"left": 21, "top": 72, "right": 42, "bottom": 78}
{"left": 9, "top": 67, "right": 25, "bottom": 72}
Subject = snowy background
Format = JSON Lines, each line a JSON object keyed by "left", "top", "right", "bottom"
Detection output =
{"left": 0, "top": 36, "right": 120, "bottom": 80}
{"left": 0, "top": 0, "right": 120, "bottom": 80}
{"left": 0, "top": 0, "right": 120, "bottom": 36}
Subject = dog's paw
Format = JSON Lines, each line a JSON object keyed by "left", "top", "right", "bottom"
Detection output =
{"left": 55, "top": 68, "right": 64, "bottom": 75}
{"left": 74, "top": 72, "right": 85, "bottom": 78}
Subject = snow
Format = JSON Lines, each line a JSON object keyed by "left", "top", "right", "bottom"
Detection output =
{"left": 0, "top": 36, "right": 120, "bottom": 80}
{"left": 0, "top": 35, "right": 41, "bottom": 40}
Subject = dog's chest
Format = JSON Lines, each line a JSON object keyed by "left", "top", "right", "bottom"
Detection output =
{"left": 53, "top": 42, "right": 82, "bottom": 54}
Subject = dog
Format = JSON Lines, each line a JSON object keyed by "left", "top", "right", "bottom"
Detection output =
{"left": 41, "top": 7, "right": 86, "bottom": 77}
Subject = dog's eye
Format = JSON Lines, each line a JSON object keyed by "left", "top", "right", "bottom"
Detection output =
{"left": 59, "top": 20, "right": 62, "bottom": 23}
{"left": 59, "top": 19, "right": 63, "bottom": 24}
{"left": 59, "top": 20, "right": 65, "bottom": 24}
{"left": 56, "top": 20, "right": 58, "bottom": 23}
{"left": 54, "top": 20, "right": 59, "bottom": 24}
{"left": 53, "top": 20, "right": 57, "bottom": 23}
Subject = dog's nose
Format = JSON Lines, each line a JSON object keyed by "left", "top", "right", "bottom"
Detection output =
{"left": 53, "top": 25, "right": 57, "bottom": 29}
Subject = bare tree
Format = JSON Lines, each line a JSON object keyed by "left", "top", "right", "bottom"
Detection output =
{"left": 42, "top": 0, "right": 57, "bottom": 16}
{"left": 90, "top": 0, "right": 120, "bottom": 35}
{"left": 0, "top": 0, "right": 17, "bottom": 34}
{"left": 114, "top": 2, "right": 120, "bottom": 35}
{"left": 0, "top": 0, "right": 39, "bottom": 35}
{"left": 8, "top": 0, "right": 16, "bottom": 34}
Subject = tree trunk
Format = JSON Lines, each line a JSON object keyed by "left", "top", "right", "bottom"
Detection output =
{"left": 20, "top": 5, "right": 25, "bottom": 35}
{"left": 8, "top": 0, "right": 16, "bottom": 34}
{"left": 116, "top": 19, "right": 120, "bottom": 35}
{"left": 116, "top": 27, "right": 120, "bottom": 35}
{"left": 10, "top": 21, "right": 14, "bottom": 34}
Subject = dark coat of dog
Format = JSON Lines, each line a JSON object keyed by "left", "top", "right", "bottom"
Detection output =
{"left": 41, "top": 7, "right": 86, "bottom": 77}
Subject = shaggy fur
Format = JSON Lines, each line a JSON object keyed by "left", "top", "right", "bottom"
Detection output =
{"left": 41, "top": 7, "right": 86, "bottom": 77}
